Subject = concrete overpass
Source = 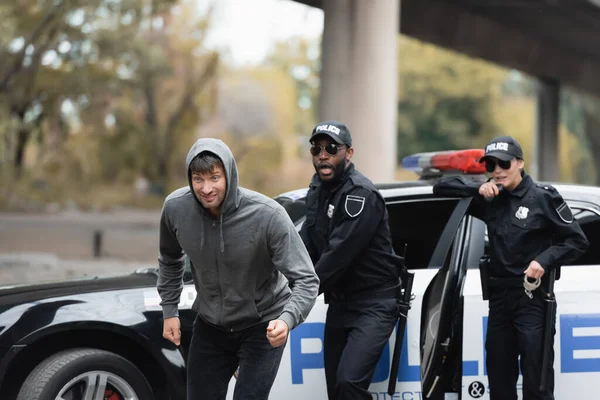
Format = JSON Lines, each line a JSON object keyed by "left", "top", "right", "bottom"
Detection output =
{"left": 291, "top": 0, "right": 600, "bottom": 183}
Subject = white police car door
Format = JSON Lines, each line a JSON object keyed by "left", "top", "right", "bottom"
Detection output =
{"left": 420, "top": 197, "right": 474, "bottom": 399}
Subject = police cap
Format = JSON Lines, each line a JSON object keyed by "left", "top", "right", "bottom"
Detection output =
{"left": 480, "top": 135, "right": 524, "bottom": 163}
{"left": 310, "top": 120, "right": 352, "bottom": 147}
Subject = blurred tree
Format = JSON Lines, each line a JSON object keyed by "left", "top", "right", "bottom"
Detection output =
{"left": 0, "top": 0, "right": 218, "bottom": 194}
{"left": 0, "top": 0, "right": 178, "bottom": 180}
{"left": 86, "top": 0, "right": 219, "bottom": 187}
{"left": 394, "top": 36, "right": 593, "bottom": 184}
{"left": 501, "top": 70, "right": 536, "bottom": 97}
{"left": 580, "top": 100, "right": 600, "bottom": 185}
{"left": 560, "top": 89, "right": 600, "bottom": 185}
{"left": 396, "top": 36, "right": 507, "bottom": 160}
{"left": 493, "top": 76, "right": 596, "bottom": 184}
{"left": 265, "top": 36, "right": 320, "bottom": 136}
{"left": 4, "top": 2, "right": 114, "bottom": 177}
{"left": 492, "top": 96, "right": 595, "bottom": 184}
{"left": 199, "top": 66, "right": 301, "bottom": 195}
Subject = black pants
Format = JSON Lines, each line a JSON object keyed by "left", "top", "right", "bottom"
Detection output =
{"left": 324, "top": 297, "right": 398, "bottom": 400}
{"left": 486, "top": 287, "right": 556, "bottom": 400}
{"left": 186, "top": 316, "right": 285, "bottom": 400}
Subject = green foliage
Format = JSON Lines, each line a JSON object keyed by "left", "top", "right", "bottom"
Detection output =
{"left": 560, "top": 88, "right": 600, "bottom": 184}
{"left": 396, "top": 36, "right": 507, "bottom": 159}
{"left": 0, "top": 0, "right": 218, "bottom": 210}
{"left": 265, "top": 36, "right": 320, "bottom": 136}
{"left": 394, "top": 36, "right": 596, "bottom": 185}
{"left": 493, "top": 96, "right": 596, "bottom": 184}
{"left": 199, "top": 66, "right": 303, "bottom": 195}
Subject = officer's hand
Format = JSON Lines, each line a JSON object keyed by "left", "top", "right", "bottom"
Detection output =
{"left": 266, "top": 319, "right": 289, "bottom": 348}
{"left": 163, "top": 317, "right": 181, "bottom": 346}
{"left": 524, "top": 260, "right": 545, "bottom": 279}
{"left": 479, "top": 181, "right": 500, "bottom": 198}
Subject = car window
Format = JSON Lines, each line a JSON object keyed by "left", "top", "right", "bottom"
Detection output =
{"left": 385, "top": 198, "right": 460, "bottom": 270}
{"left": 274, "top": 196, "right": 307, "bottom": 224}
{"left": 290, "top": 196, "right": 467, "bottom": 271}
{"left": 567, "top": 207, "right": 600, "bottom": 265}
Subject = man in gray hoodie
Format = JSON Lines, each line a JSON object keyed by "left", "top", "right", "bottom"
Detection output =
{"left": 157, "top": 138, "right": 320, "bottom": 400}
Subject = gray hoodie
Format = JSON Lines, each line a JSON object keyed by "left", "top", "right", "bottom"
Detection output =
{"left": 157, "top": 138, "right": 319, "bottom": 331}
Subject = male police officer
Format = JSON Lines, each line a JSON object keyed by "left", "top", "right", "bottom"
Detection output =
{"left": 433, "top": 136, "right": 589, "bottom": 400}
{"left": 299, "top": 121, "right": 404, "bottom": 399}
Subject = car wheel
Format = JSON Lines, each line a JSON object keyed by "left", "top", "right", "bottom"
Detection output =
{"left": 16, "top": 348, "right": 154, "bottom": 400}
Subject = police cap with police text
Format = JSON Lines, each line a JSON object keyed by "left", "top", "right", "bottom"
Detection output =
{"left": 310, "top": 120, "right": 352, "bottom": 147}
{"left": 479, "top": 135, "right": 524, "bottom": 163}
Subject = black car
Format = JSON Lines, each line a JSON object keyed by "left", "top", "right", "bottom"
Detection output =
{"left": 1, "top": 151, "right": 600, "bottom": 400}
{"left": 0, "top": 268, "right": 195, "bottom": 400}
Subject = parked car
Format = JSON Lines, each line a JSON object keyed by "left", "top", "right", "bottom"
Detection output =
{"left": 1, "top": 149, "right": 599, "bottom": 400}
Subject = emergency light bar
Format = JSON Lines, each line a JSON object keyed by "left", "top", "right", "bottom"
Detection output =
{"left": 401, "top": 149, "right": 487, "bottom": 177}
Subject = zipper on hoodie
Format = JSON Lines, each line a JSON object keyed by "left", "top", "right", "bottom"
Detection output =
{"left": 211, "top": 219, "right": 224, "bottom": 328}
{"left": 215, "top": 249, "right": 224, "bottom": 327}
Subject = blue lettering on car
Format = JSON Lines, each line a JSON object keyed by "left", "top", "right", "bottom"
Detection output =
{"left": 290, "top": 314, "right": 600, "bottom": 384}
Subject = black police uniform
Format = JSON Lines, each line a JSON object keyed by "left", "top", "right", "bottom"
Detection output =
{"left": 299, "top": 162, "right": 403, "bottom": 400}
{"left": 433, "top": 171, "right": 589, "bottom": 400}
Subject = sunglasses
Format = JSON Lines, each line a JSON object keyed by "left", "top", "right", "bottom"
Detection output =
{"left": 310, "top": 143, "right": 345, "bottom": 156}
{"left": 485, "top": 158, "right": 512, "bottom": 173}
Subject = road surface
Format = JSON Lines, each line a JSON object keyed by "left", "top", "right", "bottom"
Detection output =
{"left": 0, "top": 208, "right": 161, "bottom": 286}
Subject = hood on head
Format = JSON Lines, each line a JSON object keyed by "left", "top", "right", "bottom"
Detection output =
{"left": 185, "top": 138, "right": 240, "bottom": 215}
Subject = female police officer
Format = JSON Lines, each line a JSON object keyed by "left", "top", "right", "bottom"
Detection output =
{"left": 433, "top": 135, "right": 589, "bottom": 400}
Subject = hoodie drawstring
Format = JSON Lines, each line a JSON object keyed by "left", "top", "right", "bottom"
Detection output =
{"left": 200, "top": 217, "right": 204, "bottom": 251}
{"left": 219, "top": 214, "right": 225, "bottom": 252}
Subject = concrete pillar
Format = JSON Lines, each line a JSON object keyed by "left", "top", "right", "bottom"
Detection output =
{"left": 319, "top": 0, "right": 400, "bottom": 183}
{"left": 533, "top": 78, "right": 560, "bottom": 182}
{"left": 318, "top": 0, "right": 353, "bottom": 123}
{"left": 348, "top": 0, "right": 399, "bottom": 182}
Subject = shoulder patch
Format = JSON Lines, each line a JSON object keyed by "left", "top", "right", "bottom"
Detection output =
{"left": 556, "top": 201, "right": 573, "bottom": 223}
{"left": 536, "top": 183, "right": 556, "bottom": 192}
{"left": 345, "top": 195, "right": 365, "bottom": 217}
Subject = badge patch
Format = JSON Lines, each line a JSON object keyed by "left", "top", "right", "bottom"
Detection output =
{"left": 515, "top": 206, "right": 529, "bottom": 220}
{"left": 327, "top": 204, "right": 335, "bottom": 219}
{"left": 556, "top": 202, "right": 573, "bottom": 223}
{"left": 345, "top": 195, "right": 365, "bottom": 217}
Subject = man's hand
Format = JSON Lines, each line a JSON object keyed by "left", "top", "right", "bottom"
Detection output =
{"left": 479, "top": 181, "right": 500, "bottom": 199}
{"left": 524, "top": 260, "right": 545, "bottom": 279}
{"left": 266, "top": 319, "right": 289, "bottom": 347}
{"left": 163, "top": 317, "right": 181, "bottom": 346}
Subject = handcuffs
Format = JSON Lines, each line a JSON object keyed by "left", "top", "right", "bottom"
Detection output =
{"left": 523, "top": 275, "right": 541, "bottom": 299}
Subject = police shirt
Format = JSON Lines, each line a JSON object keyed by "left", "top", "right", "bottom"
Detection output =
{"left": 433, "top": 172, "right": 589, "bottom": 277}
{"left": 299, "top": 163, "right": 402, "bottom": 296}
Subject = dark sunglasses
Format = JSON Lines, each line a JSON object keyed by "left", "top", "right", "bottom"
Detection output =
{"left": 485, "top": 158, "right": 512, "bottom": 173}
{"left": 310, "top": 143, "right": 345, "bottom": 156}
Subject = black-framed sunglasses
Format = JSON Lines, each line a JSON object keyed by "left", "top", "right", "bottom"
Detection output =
{"left": 310, "top": 143, "right": 345, "bottom": 156}
{"left": 485, "top": 158, "right": 512, "bottom": 173}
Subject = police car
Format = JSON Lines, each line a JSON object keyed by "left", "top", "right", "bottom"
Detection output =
{"left": 272, "top": 149, "right": 600, "bottom": 400}
{"left": 0, "top": 149, "right": 598, "bottom": 400}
